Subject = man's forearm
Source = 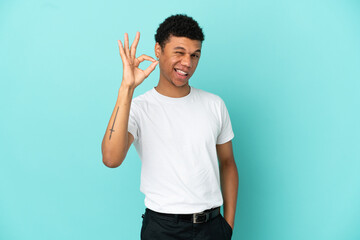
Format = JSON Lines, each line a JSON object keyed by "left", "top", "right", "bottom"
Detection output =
{"left": 101, "top": 84, "right": 135, "bottom": 167}
{"left": 220, "top": 159, "right": 239, "bottom": 229}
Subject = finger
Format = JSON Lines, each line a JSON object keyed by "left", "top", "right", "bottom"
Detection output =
{"left": 118, "top": 40, "right": 126, "bottom": 60}
{"left": 124, "top": 33, "right": 130, "bottom": 58}
{"left": 134, "top": 54, "right": 157, "bottom": 67}
{"left": 130, "top": 32, "right": 140, "bottom": 60}
{"left": 143, "top": 61, "right": 159, "bottom": 78}
{"left": 137, "top": 54, "right": 156, "bottom": 63}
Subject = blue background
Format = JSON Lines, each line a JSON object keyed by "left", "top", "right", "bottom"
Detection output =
{"left": 1, "top": 0, "right": 360, "bottom": 239}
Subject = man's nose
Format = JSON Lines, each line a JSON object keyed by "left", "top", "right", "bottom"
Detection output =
{"left": 181, "top": 54, "right": 192, "bottom": 68}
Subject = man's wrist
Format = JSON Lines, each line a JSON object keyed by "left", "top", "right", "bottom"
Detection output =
{"left": 119, "top": 84, "right": 135, "bottom": 95}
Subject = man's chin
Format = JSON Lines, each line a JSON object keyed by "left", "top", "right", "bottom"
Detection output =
{"left": 172, "top": 78, "right": 190, "bottom": 87}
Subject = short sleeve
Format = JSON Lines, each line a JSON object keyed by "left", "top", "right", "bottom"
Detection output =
{"left": 128, "top": 101, "right": 139, "bottom": 141}
{"left": 216, "top": 99, "right": 234, "bottom": 145}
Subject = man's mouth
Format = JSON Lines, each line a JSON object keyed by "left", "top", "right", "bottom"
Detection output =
{"left": 174, "top": 68, "right": 188, "bottom": 76}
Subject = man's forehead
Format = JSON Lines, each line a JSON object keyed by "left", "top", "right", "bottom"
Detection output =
{"left": 165, "top": 35, "right": 202, "bottom": 50}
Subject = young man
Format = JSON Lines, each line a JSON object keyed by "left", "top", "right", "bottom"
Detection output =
{"left": 101, "top": 14, "right": 238, "bottom": 240}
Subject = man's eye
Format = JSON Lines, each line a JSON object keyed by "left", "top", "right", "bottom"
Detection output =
{"left": 192, "top": 54, "right": 200, "bottom": 58}
{"left": 175, "top": 52, "right": 184, "bottom": 54}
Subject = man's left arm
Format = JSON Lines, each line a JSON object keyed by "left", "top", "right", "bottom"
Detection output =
{"left": 217, "top": 140, "right": 239, "bottom": 230}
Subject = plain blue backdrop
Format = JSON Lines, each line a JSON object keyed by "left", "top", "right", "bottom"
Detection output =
{"left": 1, "top": 0, "right": 359, "bottom": 239}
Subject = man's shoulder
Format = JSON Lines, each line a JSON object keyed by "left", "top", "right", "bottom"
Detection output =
{"left": 193, "top": 87, "right": 224, "bottom": 103}
{"left": 131, "top": 88, "right": 154, "bottom": 104}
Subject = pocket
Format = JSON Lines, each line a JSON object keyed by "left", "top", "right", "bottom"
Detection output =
{"left": 140, "top": 212, "right": 150, "bottom": 239}
{"left": 221, "top": 215, "right": 233, "bottom": 238}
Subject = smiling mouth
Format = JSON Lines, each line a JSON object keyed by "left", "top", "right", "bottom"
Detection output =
{"left": 174, "top": 68, "right": 188, "bottom": 76}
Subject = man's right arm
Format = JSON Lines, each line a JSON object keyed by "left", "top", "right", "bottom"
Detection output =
{"left": 101, "top": 32, "right": 158, "bottom": 168}
{"left": 101, "top": 85, "right": 135, "bottom": 168}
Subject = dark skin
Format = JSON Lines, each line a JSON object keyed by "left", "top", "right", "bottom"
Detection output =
{"left": 154, "top": 35, "right": 201, "bottom": 98}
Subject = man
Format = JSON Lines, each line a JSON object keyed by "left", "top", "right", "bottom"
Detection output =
{"left": 101, "top": 14, "right": 238, "bottom": 240}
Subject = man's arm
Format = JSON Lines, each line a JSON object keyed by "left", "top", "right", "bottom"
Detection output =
{"left": 101, "top": 32, "right": 158, "bottom": 168}
{"left": 101, "top": 86, "right": 135, "bottom": 168}
{"left": 217, "top": 140, "right": 238, "bottom": 230}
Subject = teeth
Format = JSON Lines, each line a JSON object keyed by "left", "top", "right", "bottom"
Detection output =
{"left": 176, "top": 69, "right": 187, "bottom": 75}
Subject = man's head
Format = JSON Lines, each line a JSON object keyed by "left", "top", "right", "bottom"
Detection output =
{"left": 154, "top": 14, "right": 205, "bottom": 88}
{"left": 155, "top": 14, "right": 205, "bottom": 50}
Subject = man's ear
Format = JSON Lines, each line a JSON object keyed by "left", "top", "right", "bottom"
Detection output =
{"left": 155, "top": 42, "right": 161, "bottom": 59}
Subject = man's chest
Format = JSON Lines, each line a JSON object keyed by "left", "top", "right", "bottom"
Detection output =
{"left": 137, "top": 103, "right": 220, "bottom": 146}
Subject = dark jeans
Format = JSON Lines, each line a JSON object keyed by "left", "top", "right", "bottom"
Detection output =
{"left": 140, "top": 208, "right": 233, "bottom": 240}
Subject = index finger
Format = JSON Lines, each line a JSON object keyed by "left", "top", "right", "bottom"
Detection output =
{"left": 130, "top": 31, "right": 140, "bottom": 59}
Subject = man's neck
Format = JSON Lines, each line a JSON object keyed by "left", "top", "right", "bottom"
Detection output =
{"left": 155, "top": 79, "right": 191, "bottom": 98}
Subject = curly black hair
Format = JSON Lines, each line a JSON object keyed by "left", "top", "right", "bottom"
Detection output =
{"left": 155, "top": 14, "right": 205, "bottom": 49}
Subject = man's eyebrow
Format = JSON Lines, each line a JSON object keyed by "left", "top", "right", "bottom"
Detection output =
{"left": 173, "top": 46, "right": 185, "bottom": 51}
{"left": 173, "top": 46, "right": 201, "bottom": 53}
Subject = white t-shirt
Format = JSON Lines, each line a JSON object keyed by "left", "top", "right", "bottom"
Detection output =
{"left": 128, "top": 86, "right": 234, "bottom": 214}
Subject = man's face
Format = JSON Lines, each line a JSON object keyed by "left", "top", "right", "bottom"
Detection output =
{"left": 155, "top": 35, "right": 202, "bottom": 87}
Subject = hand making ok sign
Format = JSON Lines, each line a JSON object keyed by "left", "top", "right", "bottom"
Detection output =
{"left": 118, "top": 32, "right": 159, "bottom": 89}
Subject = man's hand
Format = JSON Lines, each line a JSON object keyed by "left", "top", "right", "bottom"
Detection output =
{"left": 118, "top": 32, "right": 159, "bottom": 89}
